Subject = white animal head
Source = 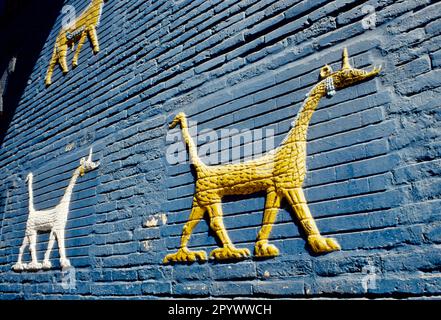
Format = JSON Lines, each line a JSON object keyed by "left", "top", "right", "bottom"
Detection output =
{"left": 79, "top": 148, "right": 100, "bottom": 177}
{"left": 25, "top": 172, "right": 33, "bottom": 183}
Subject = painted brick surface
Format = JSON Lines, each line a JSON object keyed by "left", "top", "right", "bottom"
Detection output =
{"left": 0, "top": 0, "right": 440, "bottom": 299}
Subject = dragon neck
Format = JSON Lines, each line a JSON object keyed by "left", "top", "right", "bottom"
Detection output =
{"left": 27, "top": 175, "right": 35, "bottom": 212}
{"left": 279, "top": 80, "right": 327, "bottom": 148}
{"left": 60, "top": 167, "right": 81, "bottom": 205}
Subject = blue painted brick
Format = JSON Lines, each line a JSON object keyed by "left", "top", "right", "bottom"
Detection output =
{"left": 310, "top": 276, "right": 365, "bottom": 295}
{"left": 211, "top": 261, "right": 256, "bottom": 280}
{"left": 256, "top": 259, "right": 313, "bottom": 278}
{"left": 431, "top": 49, "right": 441, "bottom": 68}
{"left": 211, "top": 282, "right": 253, "bottom": 296}
{"left": 173, "top": 264, "right": 211, "bottom": 281}
{"left": 92, "top": 283, "right": 142, "bottom": 296}
{"left": 253, "top": 280, "right": 305, "bottom": 296}
{"left": 138, "top": 267, "right": 166, "bottom": 281}
{"left": 142, "top": 281, "right": 172, "bottom": 295}
{"left": 172, "top": 282, "right": 210, "bottom": 296}
{"left": 426, "top": 19, "right": 441, "bottom": 37}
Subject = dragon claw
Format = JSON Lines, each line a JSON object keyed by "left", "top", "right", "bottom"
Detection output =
{"left": 209, "top": 245, "right": 250, "bottom": 261}
{"left": 163, "top": 247, "right": 207, "bottom": 264}
{"left": 26, "top": 261, "right": 43, "bottom": 271}
{"left": 254, "top": 241, "right": 280, "bottom": 257}
{"left": 308, "top": 235, "right": 341, "bottom": 254}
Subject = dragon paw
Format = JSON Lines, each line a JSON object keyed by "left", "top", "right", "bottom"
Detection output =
{"left": 254, "top": 241, "right": 279, "bottom": 257}
{"left": 60, "top": 258, "right": 71, "bottom": 269}
{"left": 26, "top": 261, "right": 43, "bottom": 271}
{"left": 12, "top": 262, "right": 25, "bottom": 272}
{"left": 42, "top": 260, "right": 52, "bottom": 270}
{"left": 210, "top": 245, "right": 250, "bottom": 261}
{"left": 163, "top": 247, "right": 207, "bottom": 264}
{"left": 308, "top": 235, "right": 340, "bottom": 254}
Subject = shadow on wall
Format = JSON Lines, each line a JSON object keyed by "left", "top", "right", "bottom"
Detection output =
{"left": 0, "top": 0, "right": 64, "bottom": 146}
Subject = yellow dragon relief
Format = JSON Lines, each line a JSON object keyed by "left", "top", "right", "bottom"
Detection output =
{"left": 164, "top": 48, "right": 381, "bottom": 263}
{"left": 45, "top": 0, "right": 105, "bottom": 86}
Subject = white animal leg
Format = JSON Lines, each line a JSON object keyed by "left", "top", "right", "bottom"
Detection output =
{"left": 27, "top": 232, "right": 42, "bottom": 270}
{"left": 56, "top": 230, "right": 71, "bottom": 269}
{"left": 42, "top": 231, "right": 55, "bottom": 269}
{"left": 12, "top": 235, "right": 29, "bottom": 271}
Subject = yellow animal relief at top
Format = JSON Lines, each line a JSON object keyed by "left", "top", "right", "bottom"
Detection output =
{"left": 45, "top": 0, "right": 105, "bottom": 86}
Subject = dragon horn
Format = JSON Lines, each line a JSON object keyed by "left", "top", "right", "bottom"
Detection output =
{"left": 88, "top": 147, "right": 93, "bottom": 161}
{"left": 342, "top": 47, "right": 351, "bottom": 70}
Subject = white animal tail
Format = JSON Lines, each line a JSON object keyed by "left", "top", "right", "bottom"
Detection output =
{"left": 27, "top": 173, "right": 35, "bottom": 213}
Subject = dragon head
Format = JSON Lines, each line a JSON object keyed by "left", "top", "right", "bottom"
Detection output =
{"left": 319, "top": 48, "right": 381, "bottom": 97}
{"left": 79, "top": 148, "right": 100, "bottom": 177}
{"left": 25, "top": 172, "right": 33, "bottom": 183}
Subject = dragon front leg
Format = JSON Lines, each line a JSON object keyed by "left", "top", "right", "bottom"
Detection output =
{"left": 72, "top": 32, "right": 88, "bottom": 67}
{"left": 284, "top": 188, "right": 340, "bottom": 254}
{"left": 88, "top": 26, "right": 100, "bottom": 54}
{"left": 207, "top": 203, "right": 250, "bottom": 261}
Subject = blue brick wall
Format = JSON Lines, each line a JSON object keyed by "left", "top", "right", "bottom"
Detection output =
{"left": 0, "top": 0, "right": 440, "bottom": 299}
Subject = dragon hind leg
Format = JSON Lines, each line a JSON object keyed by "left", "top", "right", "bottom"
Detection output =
{"left": 207, "top": 203, "right": 250, "bottom": 261}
